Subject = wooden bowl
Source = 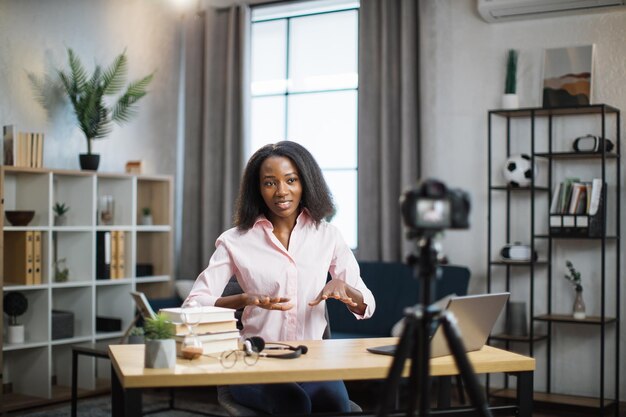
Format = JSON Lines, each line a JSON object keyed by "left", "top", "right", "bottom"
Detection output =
{"left": 5, "top": 210, "right": 35, "bottom": 226}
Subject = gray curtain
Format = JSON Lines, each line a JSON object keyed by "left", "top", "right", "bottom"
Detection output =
{"left": 179, "top": 5, "right": 250, "bottom": 279}
{"left": 357, "top": 0, "right": 420, "bottom": 262}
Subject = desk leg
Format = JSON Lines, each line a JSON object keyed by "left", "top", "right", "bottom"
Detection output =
{"left": 437, "top": 376, "right": 452, "bottom": 408}
{"left": 516, "top": 371, "right": 533, "bottom": 417}
{"left": 111, "top": 365, "right": 142, "bottom": 417}
{"left": 71, "top": 350, "right": 78, "bottom": 417}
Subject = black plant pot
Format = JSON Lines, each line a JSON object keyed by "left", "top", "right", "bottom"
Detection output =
{"left": 79, "top": 154, "right": 100, "bottom": 171}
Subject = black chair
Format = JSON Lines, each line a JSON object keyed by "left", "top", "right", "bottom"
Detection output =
{"left": 216, "top": 277, "right": 362, "bottom": 416}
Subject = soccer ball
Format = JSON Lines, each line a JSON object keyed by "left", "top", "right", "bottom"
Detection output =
{"left": 503, "top": 154, "right": 534, "bottom": 187}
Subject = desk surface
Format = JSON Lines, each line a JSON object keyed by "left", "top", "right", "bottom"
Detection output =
{"left": 109, "top": 337, "right": 535, "bottom": 389}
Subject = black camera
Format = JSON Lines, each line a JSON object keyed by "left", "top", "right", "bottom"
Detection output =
{"left": 400, "top": 178, "right": 471, "bottom": 234}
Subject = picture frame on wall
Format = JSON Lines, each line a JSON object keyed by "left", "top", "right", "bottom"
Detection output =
{"left": 542, "top": 45, "right": 594, "bottom": 108}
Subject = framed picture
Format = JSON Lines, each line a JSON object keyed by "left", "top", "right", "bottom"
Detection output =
{"left": 130, "top": 291, "right": 157, "bottom": 320}
{"left": 542, "top": 45, "right": 594, "bottom": 108}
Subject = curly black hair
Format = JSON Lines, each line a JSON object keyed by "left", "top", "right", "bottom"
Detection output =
{"left": 234, "top": 141, "right": 335, "bottom": 230}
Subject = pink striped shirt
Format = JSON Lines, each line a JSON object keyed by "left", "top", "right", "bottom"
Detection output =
{"left": 186, "top": 211, "right": 375, "bottom": 342}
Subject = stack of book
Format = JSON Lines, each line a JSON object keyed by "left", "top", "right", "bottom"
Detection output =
{"left": 2, "top": 125, "right": 45, "bottom": 168}
{"left": 96, "top": 231, "right": 125, "bottom": 279}
{"left": 3, "top": 231, "right": 43, "bottom": 285}
{"left": 159, "top": 305, "right": 240, "bottom": 356}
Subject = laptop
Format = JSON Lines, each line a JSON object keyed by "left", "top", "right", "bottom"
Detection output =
{"left": 367, "top": 292, "right": 510, "bottom": 358}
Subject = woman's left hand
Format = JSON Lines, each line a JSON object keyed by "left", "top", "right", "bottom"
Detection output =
{"left": 308, "top": 280, "right": 358, "bottom": 307}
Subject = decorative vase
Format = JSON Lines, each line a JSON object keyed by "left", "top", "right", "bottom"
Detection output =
{"left": 145, "top": 339, "right": 176, "bottom": 368}
{"left": 505, "top": 301, "right": 528, "bottom": 337}
{"left": 502, "top": 93, "right": 519, "bottom": 109}
{"left": 8, "top": 325, "right": 25, "bottom": 344}
{"left": 79, "top": 154, "right": 100, "bottom": 171}
{"left": 573, "top": 288, "right": 586, "bottom": 320}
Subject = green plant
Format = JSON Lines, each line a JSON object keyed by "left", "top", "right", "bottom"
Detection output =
{"left": 129, "top": 326, "right": 145, "bottom": 336}
{"left": 57, "top": 48, "right": 154, "bottom": 155}
{"left": 3, "top": 292, "right": 28, "bottom": 325}
{"left": 54, "top": 258, "right": 69, "bottom": 282}
{"left": 144, "top": 313, "right": 174, "bottom": 341}
{"left": 564, "top": 260, "right": 582, "bottom": 291}
{"left": 142, "top": 207, "right": 151, "bottom": 216}
{"left": 53, "top": 202, "right": 70, "bottom": 216}
{"left": 504, "top": 49, "right": 518, "bottom": 94}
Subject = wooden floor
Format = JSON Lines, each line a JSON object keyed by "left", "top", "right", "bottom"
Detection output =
{"left": 5, "top": 383, "right": 624, "bottom": 416}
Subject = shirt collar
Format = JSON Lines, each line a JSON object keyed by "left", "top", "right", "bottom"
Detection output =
{"left": 253, "top": 209, "right": 313, "bottom": 230}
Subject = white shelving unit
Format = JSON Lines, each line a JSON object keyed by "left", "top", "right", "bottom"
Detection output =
{"left": 1, "top": 166, "right": 173, "bottom": 412}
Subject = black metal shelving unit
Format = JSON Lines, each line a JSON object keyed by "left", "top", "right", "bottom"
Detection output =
{"left": 487, "top": 104, "right": 620, "bottom": 416}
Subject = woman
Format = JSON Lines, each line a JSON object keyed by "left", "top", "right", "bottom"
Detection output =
{"left": 186, "top": 141, "right": 375, "bottom": 414}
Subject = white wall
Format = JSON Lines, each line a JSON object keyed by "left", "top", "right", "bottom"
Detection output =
{"left": 420, "top": 0, "right": 626, "bottom": 400}
{"left": 0, "top": 0, "right": 184, "bottom": 175}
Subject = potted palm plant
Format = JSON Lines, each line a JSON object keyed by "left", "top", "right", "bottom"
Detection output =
{"left": 144, "top": 312, "right": 176, "bottom": 368}
{"left": 57, "top": 48, "right": 154, "bottom": 171}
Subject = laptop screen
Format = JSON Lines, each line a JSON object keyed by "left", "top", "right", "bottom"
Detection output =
{"left": 367, "top": 292, "right": 509, "bottom": 358}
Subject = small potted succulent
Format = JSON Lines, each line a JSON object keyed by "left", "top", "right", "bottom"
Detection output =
{"left": 141, "top": 207, "right": 153, "bottom": 226}
{"left": 144, "top": 313, "right": 176, "bottom": 368}
{"left": 53, "top": 202, "right": 70, "bottom": 226}
{"left": 127, "top": 326, "right": 145, "bottom": 345}
{"left": 3, "top": 292, "right": 28, "bottom": 344}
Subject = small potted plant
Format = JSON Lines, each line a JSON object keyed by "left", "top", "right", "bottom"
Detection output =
{"left": 53, "top": 202, "right": 70, "bottom": 226}
{"left": 127, "top": 326, "right": 145, "bottom": 345}
{"left": 502, "top": 49, "right": 519, "bottom": 109}
{"left": 3, "top": 292, "right": 28, "bottom": 344}
{"left": 141, "top": 207, "right": 153, "bottom": 226}
{"left": 144, "top": 313, "right": 176, "bottom": 368}
{"left": 564, "top": 260, "right": 585, "bottom": 319}
{"left": 54, "top": 258, "right": 69, "bottom": 282}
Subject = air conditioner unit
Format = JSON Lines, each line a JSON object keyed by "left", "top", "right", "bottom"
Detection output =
{"left": 478, "top": 0, "right": 625, "bottom": 22}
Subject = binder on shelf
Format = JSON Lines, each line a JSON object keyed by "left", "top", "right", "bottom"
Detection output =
{"left": 550, "top": 181, "right": 605, "bottom": 238}
{"left": 32, "top": 231, "right": 43, "bottom": 285}
{"left": 96, "top": 231, "right": 111, "bottom": 279}
{"left": 3, "top": 231, "right": 35, "bottom": 285}
{"left": 110, "top": 231, "right": 125, "bottom": 279}
{"left": 110, "top": 231, "right": 119, "bottom": 279}
{"left": 116, "top": 231, "right": 125, "bottom": 278}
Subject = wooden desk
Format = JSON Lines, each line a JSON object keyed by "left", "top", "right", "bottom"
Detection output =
{"left": 109, "top": 337, "right": 534, "bottom": 416}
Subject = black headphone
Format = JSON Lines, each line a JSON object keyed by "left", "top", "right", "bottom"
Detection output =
{"left": 243, "top": 336, "right": 308, "bottom": 359}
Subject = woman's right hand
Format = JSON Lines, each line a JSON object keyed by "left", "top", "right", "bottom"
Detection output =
{"left": 243, "top": 294, "right": 293, "bottom": 310}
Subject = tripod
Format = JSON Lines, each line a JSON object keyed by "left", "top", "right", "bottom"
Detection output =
{"left": 377, "top": 235, "right": 493, "bottom": 417}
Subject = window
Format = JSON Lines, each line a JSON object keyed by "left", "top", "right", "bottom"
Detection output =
{"left": 249, "top": 0, "right": 359, "bottom": 248}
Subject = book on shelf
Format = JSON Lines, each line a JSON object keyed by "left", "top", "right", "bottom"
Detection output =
{"left": 159, "top": 305, "right": 237, "bottom": 324}
{"left": 96, "top": 231, "right": 111, "bottom": 279}
{"left": 168, "top": 319, "right": 238, "bottom": 336}
{"left": 3, "top": 231, "right": 35, "bottom": 285}
{"left": 1, "top": 125, "right": 45, "bottom": 167}
{"left": 175, "top": 336, "right": 240, "bottom": 356}
{"left": 550, "top": 178, "right": 605, "bottom": 237}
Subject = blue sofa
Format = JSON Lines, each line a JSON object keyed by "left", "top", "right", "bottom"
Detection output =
{"left": 327, "top": 262, "right": 470, "bottom": 339}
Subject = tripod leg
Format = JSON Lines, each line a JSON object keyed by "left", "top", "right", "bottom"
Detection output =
{"left": 376, "top": 311, "right": 420, "bottom": 417}
{"left": 439, "top": 312, "right": 493, "bottom": 417}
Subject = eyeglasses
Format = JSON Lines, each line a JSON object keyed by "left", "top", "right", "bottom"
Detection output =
{"left": 219, "top": 349, "right": 259, "bottom": 369}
